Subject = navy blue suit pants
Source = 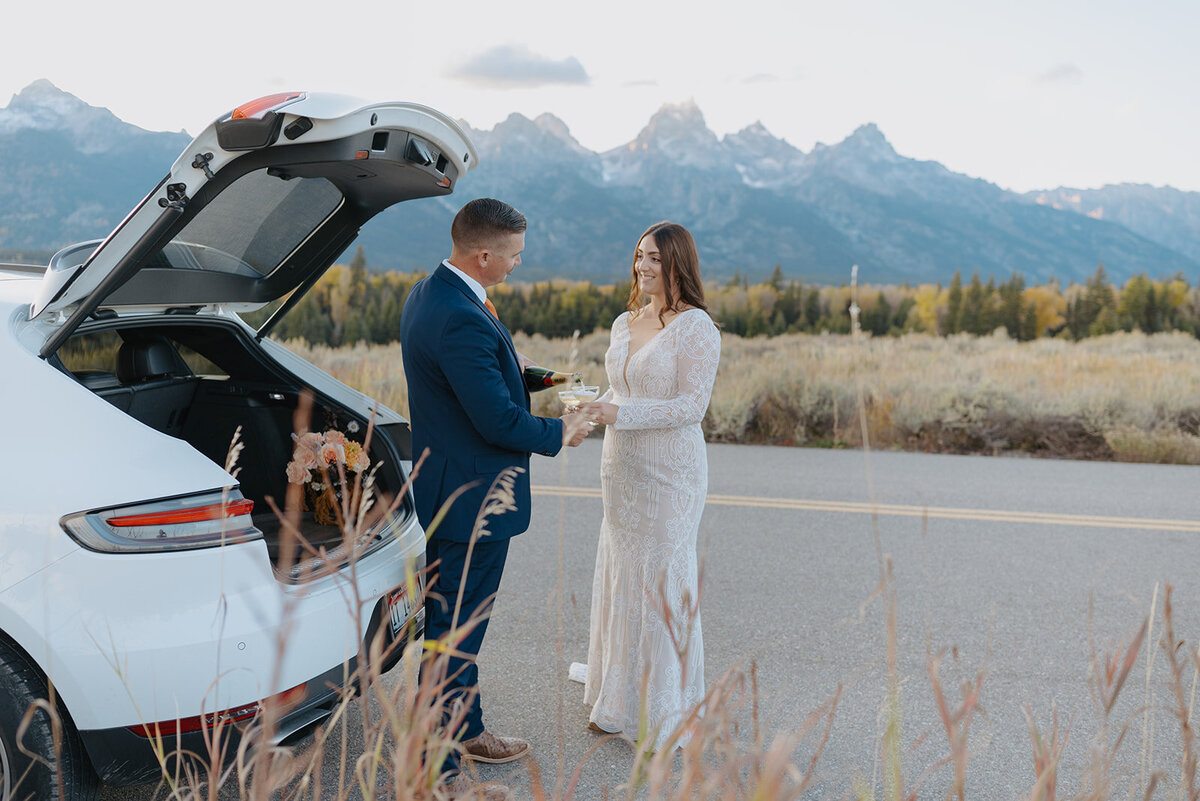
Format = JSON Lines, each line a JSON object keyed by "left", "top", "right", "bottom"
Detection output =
{"left": 421, "top": 535, "right": 510, "bottom": 775}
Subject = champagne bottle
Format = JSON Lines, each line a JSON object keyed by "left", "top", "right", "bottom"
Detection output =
{"left": 523, "top": 366, "right": 582, "bottom": 392}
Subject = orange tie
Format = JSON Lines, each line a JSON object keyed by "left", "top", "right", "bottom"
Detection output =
{"left": 484, "top": 297, "right": 498, "bottom": 319}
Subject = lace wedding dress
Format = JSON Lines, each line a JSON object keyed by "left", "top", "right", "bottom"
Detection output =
{"left": 584, "top": 308, "right": 721, "bottom": 748}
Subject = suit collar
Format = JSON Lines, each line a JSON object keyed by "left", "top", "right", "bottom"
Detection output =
{"left": 441, "top": 259, "right": 486, "bottom": 303}
{"left": 433, "top": 264, "right": 521, "bottom": 369}
{"left": 434, "top": 263, "right": 484, "bottom": 310}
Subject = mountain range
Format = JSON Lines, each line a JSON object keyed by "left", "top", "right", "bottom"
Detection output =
{"left": 2, "top": 79, "right": 1198, "bottom": 285}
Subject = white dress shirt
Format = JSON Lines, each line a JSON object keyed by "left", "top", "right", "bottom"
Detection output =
{"left": 443, "top": 260, "right": 487, "bottom": 305}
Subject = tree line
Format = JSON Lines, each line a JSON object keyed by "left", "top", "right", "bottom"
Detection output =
{"left": 256, "top": 247, "right": 1200, "bottom": 345}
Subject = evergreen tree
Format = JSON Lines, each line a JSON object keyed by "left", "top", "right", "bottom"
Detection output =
{"left": 803, "top": 288, "right": 822, "bottom": 331}
{"left": 778, "top": 280, "right": 804, "bottom": 329}
{"left": 891, "top": 296, "right": 915, "bottom": 333}
{"left": 1144, "top": 281, "right": 1160, "bottom": 333}
{"left": 944, "top": 271, "right": 963, "bottom": 335}
{"left": 1072, "top": 264, "right": 1114, "bottom": 339}
{"left": 998, "top": 273, "right": 1025, "bottom": 339}
{"left": 766, "top": 264, "right": 784, "bottom": 290}
{"left": 981, "top": 275, "right": 998, "bottom": 333}
{"left": 958, "top": 271, "right": 985, "bottom": 335}
{"left": 1019, "top": 303, "right": 1037, "bottom": 340}
{"left": 862, "top": 291, "right": 892, "bottom": 336}
{"left": 349, "top": 245, "right": 368, "bottom": 284}
{"left": 1118, "top": 274, "right": 1154, "bottom": 332}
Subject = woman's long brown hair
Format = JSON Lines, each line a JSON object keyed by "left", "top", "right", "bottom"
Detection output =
{"left": 625, "top": 221, "right": 709, "bottom": 327}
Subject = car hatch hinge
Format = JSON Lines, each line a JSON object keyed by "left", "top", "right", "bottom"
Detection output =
{"left": 191, "top": 152, "right": 215, "bottom": 179}
{"left": 158, "top": 183, "right": 189, "bottom": 210}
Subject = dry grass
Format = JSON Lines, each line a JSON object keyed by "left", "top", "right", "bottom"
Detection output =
{"left": 283, "top": 329, "right": 1200, "bottom": 465}
{"left": 22, "top": 413, "right": 1200, "bottom": 800}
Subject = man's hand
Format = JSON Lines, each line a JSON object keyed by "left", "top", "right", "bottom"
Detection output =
{"left": 517, "top": 351, "right": 536, "bottom": 371}
{"left": 562, "top": 411, "right": 592, "bottom": 447}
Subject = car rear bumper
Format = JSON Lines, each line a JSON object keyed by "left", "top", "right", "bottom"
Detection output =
{"left": 79, "top": 594, "right": 424, "bottom": 785}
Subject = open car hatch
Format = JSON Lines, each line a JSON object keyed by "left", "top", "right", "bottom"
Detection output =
{"left": 32, "top": 92, "right": 477, "bottom": 358}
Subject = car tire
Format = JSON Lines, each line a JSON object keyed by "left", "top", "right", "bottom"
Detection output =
{"left": 0, "top": 638, "right": 99, "bottom": 801}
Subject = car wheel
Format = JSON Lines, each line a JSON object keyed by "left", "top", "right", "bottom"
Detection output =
{"left": 0, "top": 639, "right": 99, "bottom": 801}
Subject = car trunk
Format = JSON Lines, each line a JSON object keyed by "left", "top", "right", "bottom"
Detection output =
{"left": 54, "top": 318, "right": 412, "bottom": 579}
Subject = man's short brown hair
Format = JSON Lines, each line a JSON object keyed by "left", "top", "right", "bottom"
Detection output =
{"left": 451, "top": 198, "right": 527, "bottom": 251}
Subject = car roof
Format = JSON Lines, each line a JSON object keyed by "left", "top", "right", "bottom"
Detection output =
{"left": 0, "top": 265, "right": 41, "bottom": 306}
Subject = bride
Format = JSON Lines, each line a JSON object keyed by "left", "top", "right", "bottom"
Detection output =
{"left": 580, "top": 221, "right": 721, "bottom": 749}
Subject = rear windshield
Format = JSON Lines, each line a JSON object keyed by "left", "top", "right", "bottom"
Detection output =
{"left": 155, "top": 170, "right": 343, "bottom": 277}
{"left": 59, "top": 329, "right": 227, "bottom": 380}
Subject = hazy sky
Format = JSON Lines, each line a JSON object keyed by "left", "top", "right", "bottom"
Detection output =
{"left": 3, "top": 0, "right": 1196, "bottom": 193}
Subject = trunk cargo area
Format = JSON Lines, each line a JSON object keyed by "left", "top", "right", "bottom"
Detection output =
{"left": 56, "top": 319, "right": 411, "bottom": 575}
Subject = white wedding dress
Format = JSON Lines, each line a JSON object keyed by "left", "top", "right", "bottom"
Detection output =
{"left": 584, "top": 308, "right": 721, "bottom": 748}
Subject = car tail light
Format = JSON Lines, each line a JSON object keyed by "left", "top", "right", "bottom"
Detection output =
{"left": 106, "top": 499, "right": 255, "bottom": 527}
{"left": 126, "top": 682, "right": 308, "bottom": 738}
{"left": 230, "top": 92, "right": 305, "bottom": 120}
{"left": 61, "top": 490, "right": 263, "bottom": 553}
{"left": 128, "top": 702, "right": 259, "bottom": 738}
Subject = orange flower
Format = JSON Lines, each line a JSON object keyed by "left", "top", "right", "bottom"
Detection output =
{"left": 344, "top": 441, "right": 369, "bottom": 473}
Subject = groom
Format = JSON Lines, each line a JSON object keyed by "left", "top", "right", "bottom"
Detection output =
{"left": 400, "top": 198, "right": 590, "bottom": 788}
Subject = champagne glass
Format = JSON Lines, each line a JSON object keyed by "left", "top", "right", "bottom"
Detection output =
{"left": 558, "top": 386, "right": 580, "bottom": 412}
{"left": 572, "top": 385, "right": 600, "bottom": 407}
{"left": 558, "top": 384, "right": 599, "bottom": 413}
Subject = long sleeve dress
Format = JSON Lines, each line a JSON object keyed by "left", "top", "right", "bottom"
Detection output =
{"left": 584, "top": 307, "right": 722, "bottom": 749}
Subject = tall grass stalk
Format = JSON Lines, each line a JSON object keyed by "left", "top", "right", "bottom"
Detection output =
{"left": 1143, "top": 583, "right": 1161, "bottom": 797}
{"left": 1025, "top": 703, "right": 1070, "bottom": 801}
{"left": 1159, "top": 585, "right": 1200, "bottom": 801}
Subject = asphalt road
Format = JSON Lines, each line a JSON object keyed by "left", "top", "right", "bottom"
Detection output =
{"left": 103, "top": 440, "right": 1200, "bottom": 800}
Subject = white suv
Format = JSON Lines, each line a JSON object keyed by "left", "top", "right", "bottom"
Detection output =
{"left": 0, "top": 92, "right": 476, "bottom": 798}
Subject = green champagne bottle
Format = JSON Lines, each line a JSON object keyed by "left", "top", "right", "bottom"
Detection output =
{"left": 523, "top": 366, "right": 582, "bottom": 392}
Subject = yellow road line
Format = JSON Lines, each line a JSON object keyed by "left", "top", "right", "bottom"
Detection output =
{"left": 530, "top": 485, "right": 1200, "bottom": 533}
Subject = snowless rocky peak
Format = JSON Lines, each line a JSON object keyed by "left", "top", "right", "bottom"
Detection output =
{"left": 632, "top": 99, "right": 723, "bottom": 164}
{"left": 732, "top": 120, "right": 773, "bottom": 139}
{"left": 822, "top": 123, "right": 900, "bottom": 163}
{"left": 532, "top": 113, "right": 580, "bottom": 144}
{"left": 472, "top": 111, "right": 591, "bottom": 157}
{"left": 725, "top": 120, "right": 802, "bottom": 157}
{"left": 0, "top": 79, "right": 164, "bottom": 153}
{"left": 494, "top": 111, "right": 542, "bottom": 137}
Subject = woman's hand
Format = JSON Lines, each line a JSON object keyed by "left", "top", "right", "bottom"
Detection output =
{"left": 582, "top": 401, "right": 618, "bottom": 426}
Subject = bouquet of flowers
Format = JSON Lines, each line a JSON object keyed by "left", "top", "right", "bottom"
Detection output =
{"left": 286, "top": 428, "right": 371, "bottom": 524}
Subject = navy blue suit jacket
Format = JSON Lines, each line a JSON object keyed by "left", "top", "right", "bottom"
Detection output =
{"left": 400, "top": 265, "right": 563, "bottom": 543}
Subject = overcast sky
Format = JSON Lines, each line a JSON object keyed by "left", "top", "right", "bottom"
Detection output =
{"left": 3, "top": 0, "right": 1196, "bottom": 193}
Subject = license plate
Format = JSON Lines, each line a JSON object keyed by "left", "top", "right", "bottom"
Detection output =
{"left": 387, "top": 584, "right": 416, "bottom": 638}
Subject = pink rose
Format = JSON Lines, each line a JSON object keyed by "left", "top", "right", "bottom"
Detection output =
{"left": 286, "top": 460, "right": 311, "bottom": 484}
{"left": 324, "top": 430, "right": 348, "bottom": 447}
{"left": 293, "top": 446, "right": 319, "bottom": 470}
{"left": 297, "top": 432, "right": 323, "bottom": 452}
